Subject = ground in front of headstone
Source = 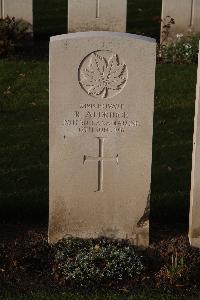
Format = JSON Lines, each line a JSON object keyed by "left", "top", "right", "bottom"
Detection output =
{"left": 0, "top": 223, "right": 200, "bottom": 298}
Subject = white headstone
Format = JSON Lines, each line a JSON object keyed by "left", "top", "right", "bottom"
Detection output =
{"left": 161, "top": 0, "right": 193, "bottom": 41}
{"left": 192, "top": 0, "right": 200, "bottom": 33}
{"left": 49, "top": 32, "right": 156, "bottom": 248}
{"left": 189, "top": 42, "right": 200, "bottom": 248}
{"left": 68, "top": 0, "right": 127, "bottom": 33}
{"left": 3, "top": 0, "right": 33, "bottom": 24}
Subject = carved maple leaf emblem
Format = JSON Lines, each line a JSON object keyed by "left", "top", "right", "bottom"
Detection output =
{"left": 80, "top": 52, "right": 127, "bottom": 98}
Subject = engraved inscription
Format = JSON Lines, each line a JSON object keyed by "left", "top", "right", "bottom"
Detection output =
{"left": 83, "top": 137, "right": 118, "bottom": 192}
{"left": 64, "top": 103, "right": 140, "bottom": 135}
{"left": 79, "top": 51, "right": 128, "bottom": 99}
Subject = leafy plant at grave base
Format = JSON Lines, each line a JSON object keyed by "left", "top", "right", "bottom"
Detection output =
{"left": 0, "top": 16, "right": 32, "bottom": 56}
{"left": 53, "top": 238, "right": 144, "bottom": 286}
{"left": 155, "top": 252, "right": 189, "bottom": 289}
{"left": 158, "top": 34, "right": 200, "bottom": 64}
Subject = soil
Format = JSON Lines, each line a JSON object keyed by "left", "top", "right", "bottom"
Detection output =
{"left": 1, "top": 222, "right": 200, "bottom": 297}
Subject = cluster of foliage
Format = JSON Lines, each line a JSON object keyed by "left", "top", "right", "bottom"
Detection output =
{"left": 0, "top": 16, "right": 31, "bottom": 55}
{"left": 158, "top": 34, "right": 200, "bottom": 64}
{"left": 53, "top": 238, "right": 144, "bottom": 286}
{"left": 155, "top": 253, "right": 189, "bottom": 289}
{"left": 158, "top": 14, "right": 200, "bottom": 64}
{"left": 152, "top": 236, "right": 200, "bottom": 292}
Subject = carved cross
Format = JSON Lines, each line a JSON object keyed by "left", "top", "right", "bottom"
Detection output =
{"left": 96, "top": 0, "right": 100, "bottom": 18}
{"left": 0, "top": 0, "right": 2, "bottom": 19}
{"left": 190, "top": 0, "right": 194, "bottom": 27}
{"left": 83, "top": 137, "right": 119, "bottom": 192}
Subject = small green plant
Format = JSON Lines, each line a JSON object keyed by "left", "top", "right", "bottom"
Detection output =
{"left": 158, "top": 34, "right": 200, "bottom": 64}
{"left": 0, "top": 16, "right": 32, "bottom": 55}
{"left": 53, "top": 238, "right": 144, "bottom": 286}
{"left": 156, "top": 252, "right": 189, "bottom": 288}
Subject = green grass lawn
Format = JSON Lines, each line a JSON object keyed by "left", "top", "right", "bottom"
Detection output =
{"left": 33, "top": 0, "right": 162, "bottom": 40}
{"left": 34, "top": 0, "right": 68, "bottom": 38}
{"left": 127, "top": 0, "right": 162, "bottom": 39}
{"left": 152, "top": 65, "right": 196, "bottom": 223}
{"left": 0, "top": 60, "right": 49, "bottom": 222}
{"left": 0, "top": 60, "right": 197, "bottom": 224}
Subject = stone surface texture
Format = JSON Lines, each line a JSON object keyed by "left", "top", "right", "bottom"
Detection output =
{"left": 68, "top": 0, "right": 127, "bottom": 33}
{"left": 49, "top": 32, "right": 156, "bottom": 248}
{"left": 3, "top": 0, "right": 33, "bottom": 24}
{"left": 189, "top": 42, "right": 200, "bottom": 248}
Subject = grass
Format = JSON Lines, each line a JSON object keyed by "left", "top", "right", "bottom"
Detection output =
{"left": 152, "top": 64, "right": 196, "bottom": 223}
{"left": 33, "top": 0, "right": 68, "bottom": 38}
{"left": 33, "top": 0, "right": 162, "bottom": 40}
{"left": 0, "top": 59, "right": 49, "bottom": 222}
{"left": 127, "top": 0, "right": 162, "bottom": 39}
{"left": 0, "top": 60, "right": 197, "bottom": 224}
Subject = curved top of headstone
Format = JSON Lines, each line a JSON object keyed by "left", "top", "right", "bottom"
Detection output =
{"left": 50, "top": 31, "right": 156, "bottom": 44}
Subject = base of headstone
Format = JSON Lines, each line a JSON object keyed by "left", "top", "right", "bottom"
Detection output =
{"left": 189, "top": 236, "right": 200, "bottom": 248}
